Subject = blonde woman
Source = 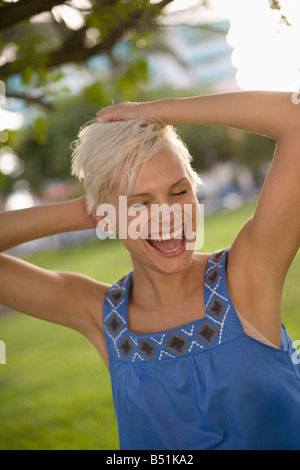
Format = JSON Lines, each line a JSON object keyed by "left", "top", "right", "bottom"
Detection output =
{"left": 0, "top": 91, "right": 299, "bottom": 450}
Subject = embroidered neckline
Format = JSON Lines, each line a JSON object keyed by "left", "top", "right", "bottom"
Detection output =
{"left": 104, "top": 248, "right": 232, "bottom": 362}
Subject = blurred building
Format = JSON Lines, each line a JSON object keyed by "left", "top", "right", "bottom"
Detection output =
{"left": 89, "top": 20, "right": 238, "bottom": 92}
{"left": 197, "top": 161, "right": 259, "bottom": 215}
{"left": 147, "top": 22, "right": 238, "bottom": 91}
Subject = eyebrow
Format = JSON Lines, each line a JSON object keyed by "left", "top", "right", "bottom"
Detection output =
{"left": 127, "top": 177, "right": 189, "bottom": 199}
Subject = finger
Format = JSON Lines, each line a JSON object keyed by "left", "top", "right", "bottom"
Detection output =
{"left": 97, "top": 101, "right": 137, "bottom": 122}
{"left": 96, "top": 109, "right": 112, "bottom": 122}
{"left": 97, "top": 115, "right": 114, "bottom": 122}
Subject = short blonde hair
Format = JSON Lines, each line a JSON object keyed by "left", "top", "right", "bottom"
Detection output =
{"left": 71, "top": 119, "right": 201, "bottom": 214}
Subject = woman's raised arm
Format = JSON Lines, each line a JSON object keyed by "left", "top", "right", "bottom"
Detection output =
{"left": 0, "top": 198, "right": 109, "bottom": 364}
{"left": 0, "top": 197, "right": 94, "bottom": 252}
{"left": 97, "top": 91, "right": 300, "bottom": 139}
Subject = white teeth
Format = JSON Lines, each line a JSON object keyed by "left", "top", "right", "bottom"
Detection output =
{"left": 148, "top": 228, "right": 183, "bottom": 242}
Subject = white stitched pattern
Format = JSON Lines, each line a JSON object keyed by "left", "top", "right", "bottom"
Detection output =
{"left": 150, "top": 334, "right": 166, "bottom": 345}
{"left": 218, "top": 304, "right": 230, "bottom": 344}
{"left": 104, "top": 307, "right": 126, "bottom": 324}
{"left": 130, "top": 336, "right": 138, "bottom": 347}
{"left": 205, "top": 275, "right": 228, "bottom": 308}
{"left": 181, "top": 325, "right": 195, "bottom": 336}
{"left": 159, "top": 350, "right": 176, "bottom": 361}
{"left": 189, "top": 341, "right": 204, "bottom": 353}
{"left": 132, "top": 352, "right": 144, "bottom": 362}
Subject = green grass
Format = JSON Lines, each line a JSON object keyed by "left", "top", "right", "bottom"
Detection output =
{"left": 0, "top": 200, "right": 299, "bottom": 450}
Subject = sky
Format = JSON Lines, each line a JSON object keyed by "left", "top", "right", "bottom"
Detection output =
{"left": 165, "top": 0, "right": 300, "bottom": 92}
{"left": 215, "top": 0, "right": 300, "bottom": 92}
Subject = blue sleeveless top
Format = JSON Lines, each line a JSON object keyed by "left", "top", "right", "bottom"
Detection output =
{"left": 103, "top": 248, "right": 300, "bottom": 450}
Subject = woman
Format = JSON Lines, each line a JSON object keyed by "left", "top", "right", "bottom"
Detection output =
{"left": 0, "top": 91, "right": 300, "bottom": 450}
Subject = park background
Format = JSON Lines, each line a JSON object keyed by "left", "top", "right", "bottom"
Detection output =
{"left": 0, "top": 0, "right": 299, "bottom": 450}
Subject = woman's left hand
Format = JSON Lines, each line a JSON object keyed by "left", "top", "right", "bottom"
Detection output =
{"left": 96, "top": 100, "right": 162, "bottom": 123}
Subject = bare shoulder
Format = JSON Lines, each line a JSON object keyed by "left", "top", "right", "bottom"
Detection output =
{"left": 52, "top": 270, "right": 110, "bottom": 331}
{"left": 86, "top": 277, "right": 111, "bottom": 330}
{"left": 192, "top": 251, "right": 211, "bottom": 269}
{"left": 189, "top": 251, "right": 211, "bottom": 284}
{"left": 48, "top": 270, "right": 111, "bottom": 366}
{"left": 191, "top": 251, "right": 213, "bottom": 284}
{"left": 75, "top": 275, "right": 111, "bottom": 366}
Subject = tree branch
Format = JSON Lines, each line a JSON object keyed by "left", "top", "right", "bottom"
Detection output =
{"left": 0, "top": 1, "right": 175, "bottom": 78}
{"left": 0, "top": 0, "right": 67, "bottom": 31}
{"left": 155, "top": 0, "right": 175, "bottom": 8}
{"left": 6, "top": 92, "right": 54, "bottom": 111}
{"left": 47, "top": 9, "right": 146, "bottom": 67}
{"left": 269, "top": 0, "right": 281, "bottom": 10}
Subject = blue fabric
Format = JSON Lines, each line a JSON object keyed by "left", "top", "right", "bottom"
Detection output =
{"left": 103, "top": 248, "right": 300, "bottom": 450}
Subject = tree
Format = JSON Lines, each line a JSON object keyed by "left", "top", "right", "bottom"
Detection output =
{"left": 0, "top": 0, "right": 289, "bottom": 109}
{"left": 0, "top": 0, "right": 180, "bottom": 109}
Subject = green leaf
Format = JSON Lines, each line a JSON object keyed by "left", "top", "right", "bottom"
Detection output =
{"left": 32, "top": 117, "right": 49, "bottom": 145}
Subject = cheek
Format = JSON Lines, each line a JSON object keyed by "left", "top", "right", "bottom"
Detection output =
{"left": 182, "top": 196, "right": 200, "bottom": 230}
{"left": 121, "top": 232, "right": 147, "bottom": 260}
{"left": 184, "top": 201, "right": 203, "bottom": 242}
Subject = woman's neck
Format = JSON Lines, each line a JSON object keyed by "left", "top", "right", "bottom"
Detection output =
{"left": 130, "top": 253, "right": 208, "bottom": 313}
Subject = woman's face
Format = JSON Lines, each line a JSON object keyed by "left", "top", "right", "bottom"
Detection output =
{"left": 110, "top": 148, "right": 200, "bottom": 275}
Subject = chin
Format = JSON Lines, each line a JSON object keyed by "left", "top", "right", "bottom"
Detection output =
{"left": 129, "top": 236, "right": 195, "bottom": 275}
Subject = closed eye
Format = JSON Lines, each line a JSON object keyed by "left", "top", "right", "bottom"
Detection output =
{"left": 172, "top": 190, "right": 187, "bottom": 196}
{"left": 131, "top": 203, "right": 148, "bottom": 208}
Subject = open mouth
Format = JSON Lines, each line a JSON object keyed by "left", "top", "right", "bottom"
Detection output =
{"left": 146, "top": 227, "right": 185, "bottom": 255}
